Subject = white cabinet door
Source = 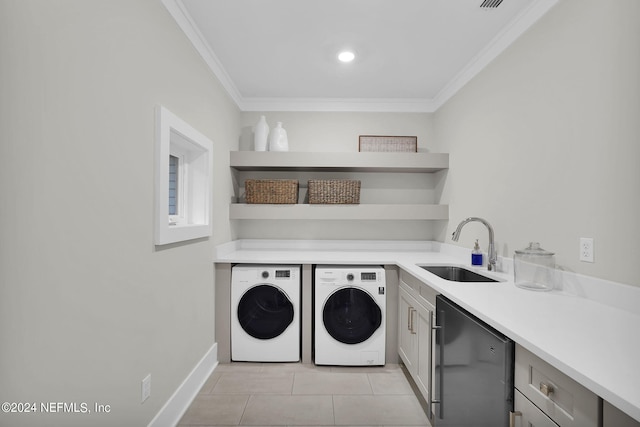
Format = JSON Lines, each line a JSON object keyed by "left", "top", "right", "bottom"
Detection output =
{"left": 398, "top": 280, "right": 435, "bottom": 414}
{"left": 415, "top": 298, "right": 434, "bottom": 407}
{"left": 398, "top": 286, "right": 417, "bottom": 373}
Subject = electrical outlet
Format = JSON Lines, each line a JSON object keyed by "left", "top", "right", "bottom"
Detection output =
{"left": 141, "top": 374, "right": 151, "bottom": 403}
{"left": 580, "top": 238, "right": 594, "bottom": 263}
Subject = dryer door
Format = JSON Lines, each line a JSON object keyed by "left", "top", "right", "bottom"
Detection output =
{"left": 323, "top": 288, "right": 382, "bottom": 344}
{"left": 237, "top": 284, "right": 294, "bottom": 340}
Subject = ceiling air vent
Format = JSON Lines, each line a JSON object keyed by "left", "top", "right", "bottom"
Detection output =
{"left": 480, "top": 0, "right": 504, "bottom": 8}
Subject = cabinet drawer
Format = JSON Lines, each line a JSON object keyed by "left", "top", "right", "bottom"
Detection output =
{"left": 400, "top": 269, "right": 436, "bottom": 307}
{"left": 514, "top": 389, "right": 559, "bottom": 427}
{"left": 515, "top": 344, "right": 600, "bottom": 427}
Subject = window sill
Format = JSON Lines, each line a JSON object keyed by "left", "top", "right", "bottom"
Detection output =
{"left": 157, "top": 223, "right": 211, "bottom": 246}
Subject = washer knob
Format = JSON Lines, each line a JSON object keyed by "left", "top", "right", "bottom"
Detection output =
{"left": 347, "top": 273, "right": 354, "bottom": 281}
{"left": 261, "top": 271, "right": 269, "bottom": 279}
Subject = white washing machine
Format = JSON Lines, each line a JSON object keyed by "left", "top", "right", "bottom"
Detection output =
{"left": 314, "top": 265, "right": 386, "bottom": 366}
{"left": 231, "top": 264, "right": 301, "bottom": 362}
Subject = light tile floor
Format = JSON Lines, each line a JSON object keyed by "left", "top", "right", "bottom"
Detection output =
{"left": 178, "top": 363, "right": 431, "bottom": 427}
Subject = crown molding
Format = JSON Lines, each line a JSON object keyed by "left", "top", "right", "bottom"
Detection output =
{"left": 163, "top": 0, "right": 558, "bottom": 113}
{"left": 239, "top": 97, "right": 437, "bottom": 113}
{"left": 161, "top": 0, "right": 243, "bottom": 106}
{"left": 431, "top": 0, "right": 559, "bottom": 110}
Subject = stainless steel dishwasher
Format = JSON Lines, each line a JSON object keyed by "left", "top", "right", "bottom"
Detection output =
{"left": 433, "top": 295, "right": 514, "bottom": 427}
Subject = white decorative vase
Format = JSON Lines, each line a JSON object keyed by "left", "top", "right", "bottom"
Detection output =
{"left": 269, "top": 122, "right": 289, "bottom": 152}
{"left": 253, "top": 115, "right": 269, "bottom": 151}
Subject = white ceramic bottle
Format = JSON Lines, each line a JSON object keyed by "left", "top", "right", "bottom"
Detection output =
{"left": 268, "top": 122, "right": 289, "bottom": 152}
{"left": 253, "top": 115, "right": 269, "bottom": 151}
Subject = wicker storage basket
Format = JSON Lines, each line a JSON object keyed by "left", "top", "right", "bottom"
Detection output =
{"left": 245, "top": 179, "right": 299, "bottom": 204}
{"left": 308, "top": 179, "right": 361, "bottom": 204}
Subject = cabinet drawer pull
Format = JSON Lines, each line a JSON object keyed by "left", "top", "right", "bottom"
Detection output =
{"left": 509, "top": 411, "right": 522, "bottom": 427}
{"left": 409, "top": 308, "right": 417, "bottom": 334}
{"left": 540, "top": 382, "right": 554, "bottom": 397}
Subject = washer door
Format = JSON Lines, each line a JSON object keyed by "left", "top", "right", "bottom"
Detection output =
{"left": 322, "top": 287, "right": 382, "bottom": 345}
{"left": 237, "top": 284, "right": 294, "bottom": 340}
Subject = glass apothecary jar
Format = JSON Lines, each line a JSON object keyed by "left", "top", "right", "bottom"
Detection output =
{"left": 514, "top": 242, "right": 556, "bottom": 291}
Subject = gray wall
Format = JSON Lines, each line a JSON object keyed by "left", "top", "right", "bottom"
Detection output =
{"left": 0, "top": 1, "right": 239, "bottom": 425}
{"left": 433, "top": 0, "right": 640, "bottom": 286}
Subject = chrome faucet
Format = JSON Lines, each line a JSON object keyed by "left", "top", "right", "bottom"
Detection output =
{"left": 451, "top": 217, "right": 497, "bottom": 271}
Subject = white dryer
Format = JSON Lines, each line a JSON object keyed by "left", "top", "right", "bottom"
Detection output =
{"left": 231, "top": 264, "right": 301, "bottom": 362}
{"left": 314, "top": 265, "right": 386, "bottom": 366}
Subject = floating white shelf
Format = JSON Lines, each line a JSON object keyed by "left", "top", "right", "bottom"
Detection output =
{"left": 229, "top": 151, "right": 449, "bottom": 221}
{"left": 229, "top": 204, "right": 449, "bottom": 221}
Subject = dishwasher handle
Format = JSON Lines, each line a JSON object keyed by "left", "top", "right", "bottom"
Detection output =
{"left": 509, "top": 411, "right": 522, "bottom": 427}
{"left": 431, "top": 309, "right": 445, "bottom": 419}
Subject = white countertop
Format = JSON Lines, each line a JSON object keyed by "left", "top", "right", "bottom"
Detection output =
{"left": 215, "top": 239, "right": 640, "bottom": 422}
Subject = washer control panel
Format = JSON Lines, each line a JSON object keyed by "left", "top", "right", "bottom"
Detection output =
{"left": 233, "top": 265, "right": 300, "bottom": 284}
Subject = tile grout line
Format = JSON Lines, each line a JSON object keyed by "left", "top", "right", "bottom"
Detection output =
{"left": 331, "top": 394, "right": 337, "bottom": 426}
{"left": 236, "top": 391, "right": 250, "bottom": 426}
{"left": 239, "top": 366, "right": 257, "bottom": 427}
{"left": 366, "top": 372, "right": 374, "bottom": 395}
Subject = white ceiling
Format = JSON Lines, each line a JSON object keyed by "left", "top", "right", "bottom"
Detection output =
{"left": 163, "top": 0, "right": 558, "bottom": 112}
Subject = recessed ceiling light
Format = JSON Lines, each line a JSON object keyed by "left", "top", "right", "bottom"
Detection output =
{"left": 337, "top": 51, "right": 355, "bottom": 63}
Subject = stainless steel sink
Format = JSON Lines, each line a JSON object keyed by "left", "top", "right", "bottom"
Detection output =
{"left": 420, "top": 265, "right": 498, "bottom": 282}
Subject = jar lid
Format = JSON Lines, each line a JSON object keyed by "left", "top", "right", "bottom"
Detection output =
{"left": 515, "top": 242, "right": 555, "bottom": 256}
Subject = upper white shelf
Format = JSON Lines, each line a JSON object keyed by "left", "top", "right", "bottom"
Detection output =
{"left": 230, "top": 151, "right": 449, "bottom": 173}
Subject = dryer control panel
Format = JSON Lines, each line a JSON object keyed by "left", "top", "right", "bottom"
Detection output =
{"left": 316, "top": 265, "right": 385, "bottom": 286}
{"left": 361, "top": 272, "right": 378, "bottom": 281}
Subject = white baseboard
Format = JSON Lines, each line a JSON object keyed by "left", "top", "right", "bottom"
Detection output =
{"left": 148, "top": 342, "right": 218, "bottom": 427}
